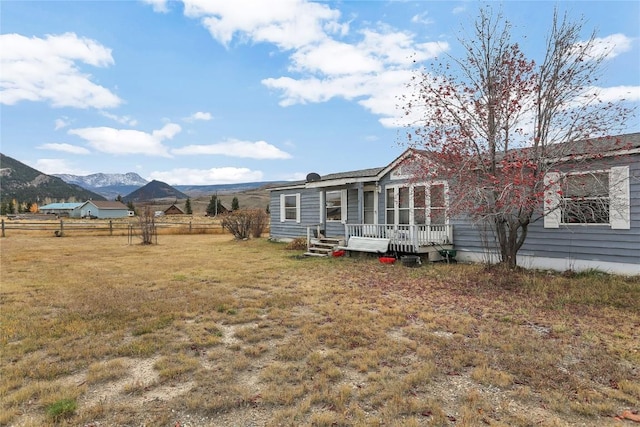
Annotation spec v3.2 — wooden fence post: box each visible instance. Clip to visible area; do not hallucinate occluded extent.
[1,219,4,237]
[189,221,192,234]
[60,220,64,237]
[109,220,113,236]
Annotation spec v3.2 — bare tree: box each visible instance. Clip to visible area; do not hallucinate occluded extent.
[138,206,157,245]
[402,6,632,268]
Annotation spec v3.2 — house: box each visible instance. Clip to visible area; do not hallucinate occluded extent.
[38,202,83,217]
[269,133,639,275]
[269,152,455,261]
[71,200,131,219]
[164,204,185,215]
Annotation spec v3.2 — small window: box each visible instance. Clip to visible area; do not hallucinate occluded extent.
[398,187,410,224]
[386,188,395,224]
[326,191,343,221]
[430,184,446,224]
[280,194,300,222]
[413,186,426,224]
[561,172,609,224]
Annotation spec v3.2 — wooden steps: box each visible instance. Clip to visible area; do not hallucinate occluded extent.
[304,237,343,257]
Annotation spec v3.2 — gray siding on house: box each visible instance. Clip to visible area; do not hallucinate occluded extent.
[268,137,638,272]
[347,189,359,223]
[450,156,640,269]
[520,157,639,266]
[269,187,321,240]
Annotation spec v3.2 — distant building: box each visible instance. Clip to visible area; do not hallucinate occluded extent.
[164,204,185,215]
[72,200,130,219]
[38,203,83,217]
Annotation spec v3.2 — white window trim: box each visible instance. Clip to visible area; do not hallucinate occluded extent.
[325,189,347,223]
[543,172,561,228]
[610,166,630,230]
[385,182,449,225]
[280,193,301,223]
[543,166,630,230]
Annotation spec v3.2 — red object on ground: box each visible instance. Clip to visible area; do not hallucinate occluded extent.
[379,257,396,264]
[332,250,346,257]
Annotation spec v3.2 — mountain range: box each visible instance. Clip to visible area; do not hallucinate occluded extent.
[54,172,284,199]
[53,172,149,188]
[122,180,189,202]
[0,153,106,204]
[53,172,149,200]
[1,154,283,205]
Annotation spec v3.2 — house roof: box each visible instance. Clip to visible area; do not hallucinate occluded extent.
[39,203,83,210]
[164,204,184,213]
[83,200,129,210]
[320,166,386,181]
[504,132,640,162]
[268,132,639,192]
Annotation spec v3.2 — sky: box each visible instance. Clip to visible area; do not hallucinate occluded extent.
[1,1,639,186]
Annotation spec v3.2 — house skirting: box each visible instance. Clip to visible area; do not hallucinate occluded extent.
[455,250,639,276]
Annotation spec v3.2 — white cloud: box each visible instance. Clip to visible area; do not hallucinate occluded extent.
[68,123,180,157]
[0,32,122,109]
[452,6,466,14]
[290,39,382,75]
[278,171,306,181]
[595,85,640,103]
[33,158,89,175]
[182,0,343,49]
[148,167,264,185]
[580,34,634,61]
[54,118,70,130]
[173,139,292,159]
[177,1,449,127]
[184,111,213,122]
[141,0,169,13]
[568,85,640,108]
[411,12,434,26]
[100,111,138,126]
[37,143,90,155]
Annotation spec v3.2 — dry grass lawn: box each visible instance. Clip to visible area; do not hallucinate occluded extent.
[0,233,638,426]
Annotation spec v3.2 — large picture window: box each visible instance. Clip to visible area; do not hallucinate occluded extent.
[544,166,630,230]
[561,172,609,224]
[386,183,448,225]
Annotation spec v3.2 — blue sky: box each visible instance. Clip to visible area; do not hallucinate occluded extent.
[1,1,639,185]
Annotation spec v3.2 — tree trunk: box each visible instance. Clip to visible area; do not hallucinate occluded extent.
[494,217,529,269]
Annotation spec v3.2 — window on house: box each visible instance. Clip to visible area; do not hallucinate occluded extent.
[430,184,446,224]
[280,194,300,222]
[561,172,610,224]
[386,183,448,225]
[398,187,410,224]
[386,188,395,224]
[326,191,343,221]
[413,186,426,224]
[544,166,630,229]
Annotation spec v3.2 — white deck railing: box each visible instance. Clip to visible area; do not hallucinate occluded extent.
[344,224,453,253]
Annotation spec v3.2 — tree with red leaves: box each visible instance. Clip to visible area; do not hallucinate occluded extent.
[402,6,633,268]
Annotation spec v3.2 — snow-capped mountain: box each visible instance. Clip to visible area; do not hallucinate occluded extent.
[54,172,148,188]
[53,172,149,200]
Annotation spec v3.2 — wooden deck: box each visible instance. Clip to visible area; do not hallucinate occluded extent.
[304,224,455,259]
[344,223,453,254]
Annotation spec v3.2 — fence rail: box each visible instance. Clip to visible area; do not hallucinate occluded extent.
[0,218,229,238]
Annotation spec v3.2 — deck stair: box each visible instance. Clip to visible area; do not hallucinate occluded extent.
[304,237,343,257]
